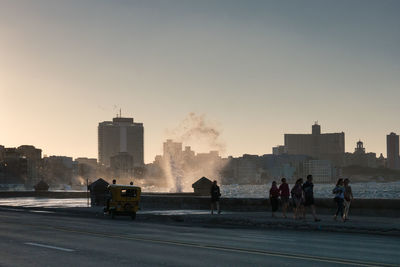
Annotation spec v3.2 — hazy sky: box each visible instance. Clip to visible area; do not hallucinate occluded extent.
[1,0,399,163]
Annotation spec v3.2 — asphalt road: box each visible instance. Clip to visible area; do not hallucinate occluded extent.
[0,209,399,267]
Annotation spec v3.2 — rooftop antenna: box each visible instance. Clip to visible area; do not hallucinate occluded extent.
[119,108,122,118]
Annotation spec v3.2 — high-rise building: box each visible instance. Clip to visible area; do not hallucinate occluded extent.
[387,132,400,169]
[284,123,345,166]
[17,145,42,184]
[98,116,144,167]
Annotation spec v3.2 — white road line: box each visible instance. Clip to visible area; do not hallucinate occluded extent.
[240,235,295,242]
[28,210,55,214]
[0,208,24,212]
[24,242,75,252]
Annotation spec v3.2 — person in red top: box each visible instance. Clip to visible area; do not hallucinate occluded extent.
[269,181,280,218]
[278,178,290,218]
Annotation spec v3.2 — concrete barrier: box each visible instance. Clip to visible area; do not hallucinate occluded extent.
[140,196,400,218]
[0,191,87,198]
[0,191,398,217]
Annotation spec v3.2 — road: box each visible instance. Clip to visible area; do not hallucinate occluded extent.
[0,209,399,267]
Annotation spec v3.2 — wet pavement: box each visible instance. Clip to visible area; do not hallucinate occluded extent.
[0,197,89,208]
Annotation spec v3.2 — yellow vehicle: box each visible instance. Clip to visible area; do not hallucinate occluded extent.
[104,184,141,220]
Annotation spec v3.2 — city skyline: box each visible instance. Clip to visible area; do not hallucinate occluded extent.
[1,1,399,163]
[0,116,396,163]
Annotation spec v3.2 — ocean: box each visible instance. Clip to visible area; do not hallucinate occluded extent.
[220,181,400,199]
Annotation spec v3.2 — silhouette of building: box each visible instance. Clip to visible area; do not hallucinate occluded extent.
[98,116,144,168]
[0,145,5,161]
[75,157,98,181]
[344,140,378,168]
[110,152,134,179]
[0,148,28,185]
[284,123,345,166]
[150,139,225,187]
[17,145,41,160]
[163,139,183,161]
[0,146,42,186]
[75,157,97,167]
[17,145,42,184]
[387,132,400,169]
[272,145,286,155]
[220,154,309,184]
[42,156,74,185]
[192,177,213,195]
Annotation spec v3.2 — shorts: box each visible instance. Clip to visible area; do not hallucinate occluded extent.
[293,196,303,206]
[304,197,314,206]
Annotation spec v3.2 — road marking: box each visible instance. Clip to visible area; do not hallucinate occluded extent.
[25,242,75,252]
[0,207,24,212]
[29,210,55,214]
[53,227,396,267]
[3,214,396,267]
[240,235,295,242]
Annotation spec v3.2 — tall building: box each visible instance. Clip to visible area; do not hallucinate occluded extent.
[17,145,42,184]
[284,123,345,166]
[98,116,144,167]
[387,132,400,169]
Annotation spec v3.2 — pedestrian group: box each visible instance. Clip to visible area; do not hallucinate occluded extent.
[269,175,353,221]
[210,176,354,222]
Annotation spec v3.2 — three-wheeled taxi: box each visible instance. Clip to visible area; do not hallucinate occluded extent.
[104,184,141,220]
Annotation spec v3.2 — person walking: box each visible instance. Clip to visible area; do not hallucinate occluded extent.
[269,181,280,218]
[210,180,221,215]
[291,179,304,220]
[333,178,345,222]
[343,178,353,221]
[278,178,290,218]
[302,175,321,222]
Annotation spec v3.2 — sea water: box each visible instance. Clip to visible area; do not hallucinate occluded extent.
[0,181,398,208]
[220,181,400,199]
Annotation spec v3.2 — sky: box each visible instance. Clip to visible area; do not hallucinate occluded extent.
[1,0,399,163]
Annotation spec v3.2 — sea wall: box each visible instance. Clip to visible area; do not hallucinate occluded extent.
[0,191,88,198]
[139,195,400,217]
[0,191,398,217]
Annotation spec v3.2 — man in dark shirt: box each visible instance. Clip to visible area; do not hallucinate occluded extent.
[210,180,221,215]
[302,175,320,222]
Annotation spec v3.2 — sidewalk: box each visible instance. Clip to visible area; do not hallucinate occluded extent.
[1,205,399,236]
[161,211,400,236]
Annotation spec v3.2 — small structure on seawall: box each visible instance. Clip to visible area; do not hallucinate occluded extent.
[34,180,49,192]
[192,177,213,196]
[89,178,109,206]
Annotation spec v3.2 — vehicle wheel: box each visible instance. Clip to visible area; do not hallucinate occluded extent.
[131,212,136,220]
[124,203,132,211]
